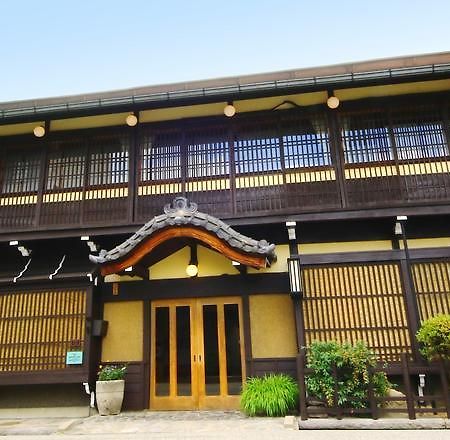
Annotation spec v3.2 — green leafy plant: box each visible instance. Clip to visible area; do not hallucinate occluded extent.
[306,341,391,408]
[416,314,450,361]
[97,364,127,381]
[240,373,299,416]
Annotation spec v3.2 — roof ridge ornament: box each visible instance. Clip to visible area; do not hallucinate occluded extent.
[90,197,276,268]
[164,197,198,217]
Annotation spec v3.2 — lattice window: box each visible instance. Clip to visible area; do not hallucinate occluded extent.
[234,136,281,174]
[140,132,181,183]
[187,131,229,179]
[1,154,41,194]
[341,113,393,163]
[412,260,450,321]
[392,107,448,160]
[88,137,129,186]
[302,263,411,362]
[46,151,86,190]
[283,116,331,168]
[0,288,87,372]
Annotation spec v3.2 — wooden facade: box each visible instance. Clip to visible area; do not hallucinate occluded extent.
[0,53,450,414]
[1,95,450,235]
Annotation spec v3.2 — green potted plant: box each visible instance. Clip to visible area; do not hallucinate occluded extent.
[96,364,127,416]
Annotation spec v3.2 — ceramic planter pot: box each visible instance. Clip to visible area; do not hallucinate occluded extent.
[96,379,125,415]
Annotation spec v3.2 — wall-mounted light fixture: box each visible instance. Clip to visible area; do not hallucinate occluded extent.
[394,215,408,236]
[126,113,138,127]
[286,221,297,241]
[287,257,303,299]
[326,91,340,109]
[186,244,198,277]
[223,102,236,117]
[33,125,46,137]
[286,221,302,299]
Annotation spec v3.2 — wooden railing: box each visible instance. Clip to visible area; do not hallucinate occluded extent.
[1,97,449,234]
[296,351,450,420]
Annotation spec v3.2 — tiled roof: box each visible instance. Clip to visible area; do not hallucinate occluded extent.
[89,197,276,265]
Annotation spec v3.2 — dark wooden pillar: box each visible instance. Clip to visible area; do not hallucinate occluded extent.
[397,219,422,361]
[286,222,306,351]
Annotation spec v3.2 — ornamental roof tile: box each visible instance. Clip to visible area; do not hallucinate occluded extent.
[89,197,276,265]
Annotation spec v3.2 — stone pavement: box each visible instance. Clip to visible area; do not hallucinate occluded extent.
[0,411,449,440]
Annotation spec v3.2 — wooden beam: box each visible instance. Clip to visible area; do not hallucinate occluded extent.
[100,226,268,275]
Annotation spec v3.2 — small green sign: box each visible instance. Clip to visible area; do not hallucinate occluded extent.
[66,351,83,365]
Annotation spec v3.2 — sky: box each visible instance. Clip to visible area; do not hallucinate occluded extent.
[0,0,449,103]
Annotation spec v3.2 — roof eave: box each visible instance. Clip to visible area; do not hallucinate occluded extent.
[2,52,450,124]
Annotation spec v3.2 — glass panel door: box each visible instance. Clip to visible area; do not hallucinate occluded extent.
[150,297,245,410]
[150,300,197,410]
[197,297,245,409]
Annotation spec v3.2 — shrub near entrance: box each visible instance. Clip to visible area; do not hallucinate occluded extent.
[306,341,391,408]
[240,373,299,416]
[416,314,450,361]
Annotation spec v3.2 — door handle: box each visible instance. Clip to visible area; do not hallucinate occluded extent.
[199,354,202,363]
[193,354,196,362]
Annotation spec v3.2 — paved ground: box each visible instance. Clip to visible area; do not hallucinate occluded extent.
[0,411,449,439]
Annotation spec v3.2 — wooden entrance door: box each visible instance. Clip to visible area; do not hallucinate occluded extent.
[150,297,245,410]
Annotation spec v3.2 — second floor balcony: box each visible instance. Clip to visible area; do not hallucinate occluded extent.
[1,93,449,237]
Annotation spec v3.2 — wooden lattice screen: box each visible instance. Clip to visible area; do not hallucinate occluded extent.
[0,288,86,372]
[340,103,450,206]
[302,262,412,362]
[411,260,450,321]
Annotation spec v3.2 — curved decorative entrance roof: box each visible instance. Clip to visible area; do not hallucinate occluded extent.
[90,197,276,275]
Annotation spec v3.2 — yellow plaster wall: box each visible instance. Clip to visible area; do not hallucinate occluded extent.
[401,237,450,249]
[248,245,289,274]
[140,102,226,123]
[139,92,327,123]
[150,246,191,280]
[101,301,143,362]
[299,241,393,254]
[2,79,450,137]
[50,112,131,131]
[249,294,297,358]
[0,121,45,136]
[150,245,237,279]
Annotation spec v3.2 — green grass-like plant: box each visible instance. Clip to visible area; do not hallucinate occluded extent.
[306,341,391,408]
[416,314,450,361]
[240,373,299,416]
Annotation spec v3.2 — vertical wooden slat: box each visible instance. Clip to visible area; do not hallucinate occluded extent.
[169,305,177,398]
[0,288,87,372]
[303,261,412,362]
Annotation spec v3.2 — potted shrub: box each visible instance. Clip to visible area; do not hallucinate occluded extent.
[96,364,127,416]
[240,373,299,416]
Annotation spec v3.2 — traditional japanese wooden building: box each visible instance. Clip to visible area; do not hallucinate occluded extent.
[1,52,450,415]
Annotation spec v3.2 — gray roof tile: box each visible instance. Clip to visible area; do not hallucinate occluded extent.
[89,197,276,265]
